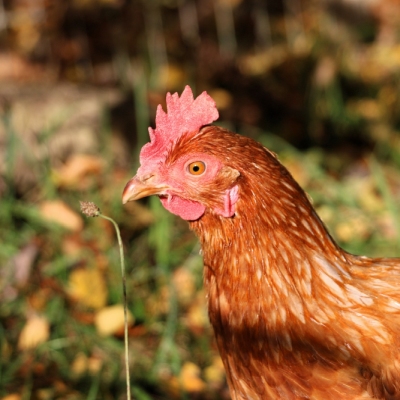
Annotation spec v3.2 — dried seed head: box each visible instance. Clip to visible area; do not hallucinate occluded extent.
[80,201,100,217]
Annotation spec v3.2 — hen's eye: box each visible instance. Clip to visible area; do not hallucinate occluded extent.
[188,161,206,175]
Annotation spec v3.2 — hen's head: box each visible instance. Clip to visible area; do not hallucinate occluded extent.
[122,86,241,221]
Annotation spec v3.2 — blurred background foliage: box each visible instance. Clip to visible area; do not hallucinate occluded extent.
[0,0,400,399]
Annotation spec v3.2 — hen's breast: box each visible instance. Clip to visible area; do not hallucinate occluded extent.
[205,262,375,400]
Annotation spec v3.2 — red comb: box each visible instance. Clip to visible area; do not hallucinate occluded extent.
[139,85,219,171]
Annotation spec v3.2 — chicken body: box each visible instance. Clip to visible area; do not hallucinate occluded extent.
[188,128,400,400]
[123,89,400,399]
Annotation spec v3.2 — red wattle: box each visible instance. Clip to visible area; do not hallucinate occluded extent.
[160,195,206,221]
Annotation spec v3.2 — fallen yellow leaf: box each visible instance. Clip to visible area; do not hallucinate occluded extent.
[68,268,107,309]
[18,315,50,350]
[53,154,103,188]
[39,200,83,232]
[179,362,205,392]
[71,352,89,375]
[94,304,134,336]
[204,356,226,386]
[88,356,103,374]
[71,351,103,375]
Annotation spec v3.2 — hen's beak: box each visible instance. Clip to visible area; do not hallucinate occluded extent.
[122,176,169,204]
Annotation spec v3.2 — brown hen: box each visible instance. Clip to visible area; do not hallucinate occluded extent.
[123,86,400,400]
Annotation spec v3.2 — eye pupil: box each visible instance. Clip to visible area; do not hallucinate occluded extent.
[188,161,206,175]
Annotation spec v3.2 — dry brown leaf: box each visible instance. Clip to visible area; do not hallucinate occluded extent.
[0,53,43,82]
[53,154,103,188]
[61,234,86,257]
[12,242,38,287]
[68,268,107,309]
[18,315,50,350]
[179,362,205,392]
[163,376,181,398]
[28,288,52,311]
[94,304,134,336]
[313,57,336,88]
[39,200,83,232]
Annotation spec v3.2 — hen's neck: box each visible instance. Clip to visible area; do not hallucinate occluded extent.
[189,160,352,330]
[191,159,348,278]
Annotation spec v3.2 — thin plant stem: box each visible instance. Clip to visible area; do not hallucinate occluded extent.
[98,213,131,400]
[79,201,132,400]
